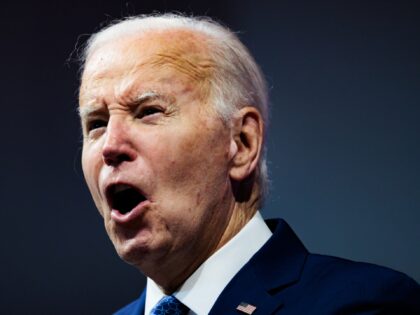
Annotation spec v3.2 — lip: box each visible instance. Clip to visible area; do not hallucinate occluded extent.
[110,198,150,224]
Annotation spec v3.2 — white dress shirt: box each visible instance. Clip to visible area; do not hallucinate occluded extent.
[145,211,272,315]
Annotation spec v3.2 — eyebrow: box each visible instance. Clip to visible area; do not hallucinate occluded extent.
[135,91,160,102]
[78,102,103,120]
[78,91,162,120]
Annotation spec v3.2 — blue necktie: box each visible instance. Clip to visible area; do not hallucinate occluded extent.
[150,295,189,315]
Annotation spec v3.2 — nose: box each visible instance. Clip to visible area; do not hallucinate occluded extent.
[102,117,137,167]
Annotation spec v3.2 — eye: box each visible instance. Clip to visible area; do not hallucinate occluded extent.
[86,119,107,132]
[136,106,163,119]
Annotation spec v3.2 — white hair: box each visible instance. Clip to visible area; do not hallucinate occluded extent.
[80,13,270,202]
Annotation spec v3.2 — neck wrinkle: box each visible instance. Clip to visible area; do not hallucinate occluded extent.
[216,190,259,255]
[141,182,260,294]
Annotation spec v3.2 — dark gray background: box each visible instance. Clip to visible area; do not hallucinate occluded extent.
[1,0,419,313]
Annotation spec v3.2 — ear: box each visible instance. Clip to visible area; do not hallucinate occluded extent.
[229,107,264,181]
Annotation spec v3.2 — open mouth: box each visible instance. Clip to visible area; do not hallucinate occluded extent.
[106,184,146,215]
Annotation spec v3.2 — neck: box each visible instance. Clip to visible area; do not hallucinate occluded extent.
[142,186,260,294]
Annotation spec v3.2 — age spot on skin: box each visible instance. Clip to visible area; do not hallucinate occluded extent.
[196,192,202,207]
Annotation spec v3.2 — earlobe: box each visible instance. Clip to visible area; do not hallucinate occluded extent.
[229,107,263,181]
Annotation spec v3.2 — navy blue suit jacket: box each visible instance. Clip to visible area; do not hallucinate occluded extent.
[114,219,420,314]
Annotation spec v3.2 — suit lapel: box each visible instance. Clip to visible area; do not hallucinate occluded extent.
[209,219,308,314]
[134,290,146,315]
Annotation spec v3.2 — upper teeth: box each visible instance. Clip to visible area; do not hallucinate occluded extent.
[114,184,132,193]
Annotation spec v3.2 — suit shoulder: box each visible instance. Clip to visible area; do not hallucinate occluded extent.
[305,253,419,289]
[298,253,420,313]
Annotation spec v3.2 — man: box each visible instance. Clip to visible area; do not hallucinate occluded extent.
[78,14,420,314]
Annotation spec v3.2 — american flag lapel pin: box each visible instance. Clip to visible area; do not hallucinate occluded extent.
[236,302,257,314]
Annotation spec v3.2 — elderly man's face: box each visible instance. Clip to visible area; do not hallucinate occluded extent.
[79,30,236,271]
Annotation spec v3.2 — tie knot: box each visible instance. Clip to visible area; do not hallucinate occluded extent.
[150,295,189,315]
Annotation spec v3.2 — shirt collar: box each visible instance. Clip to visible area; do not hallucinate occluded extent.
[145,211,272,314]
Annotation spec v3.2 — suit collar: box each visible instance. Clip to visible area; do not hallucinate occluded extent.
[254,219,308,291]
[209,219,308,314]
[132,219,308,315]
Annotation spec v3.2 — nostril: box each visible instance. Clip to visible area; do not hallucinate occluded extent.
[103,151,133,166]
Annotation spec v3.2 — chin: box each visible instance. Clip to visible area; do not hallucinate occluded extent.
[116,243,150,266]
[113,232,158,265]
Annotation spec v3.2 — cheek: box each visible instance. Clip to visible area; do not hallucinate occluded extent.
[81,146,95,187]
[151,125,230,197]
[81,144,104,214]
[155,136,206,181]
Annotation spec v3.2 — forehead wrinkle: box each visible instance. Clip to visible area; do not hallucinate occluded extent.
[149,52,215,82]
[113,73,138,102]
[81,30,217,107]
[111,56,214,104]
[79,71,114,107]
[147,52,215,102]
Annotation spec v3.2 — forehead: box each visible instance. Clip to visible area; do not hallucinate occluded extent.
[79,29,216,104]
